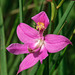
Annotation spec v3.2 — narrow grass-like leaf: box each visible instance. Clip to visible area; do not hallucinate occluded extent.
[0,0,6,12]
[5,17,11,32]
[5,0,18,32]
[53,1,75,34]
[66,23,75,38]
[48,2,51,34]
[36,63,45,75]
[8,54,15,70]
[0,6,7,75]
[43,56,49,75]
[58,57,66,75]
[8,33,18,70]
[19,0,23,23]
[56,0,64,9]
[29,62,39,75]
[39,0,44,12]
[6,0,32,47]
[34,0,39,11]
[6,16,18,47]
[8,55,21,75]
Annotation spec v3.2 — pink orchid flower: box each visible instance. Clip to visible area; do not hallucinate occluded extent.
[6,11,72,74]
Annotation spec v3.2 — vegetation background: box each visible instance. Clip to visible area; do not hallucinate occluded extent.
[0,0,75,75]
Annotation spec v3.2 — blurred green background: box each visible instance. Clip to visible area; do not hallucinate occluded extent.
[0,0,75,75]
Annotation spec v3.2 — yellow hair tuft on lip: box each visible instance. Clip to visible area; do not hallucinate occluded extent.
[36,22,45,30]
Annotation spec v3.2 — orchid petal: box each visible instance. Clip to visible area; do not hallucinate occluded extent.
[17,52,39,74]
[17,23,39,43]
[39,45,48,64]
[31,11,50,28]
[45,34,72,53]
[6,43,29,55]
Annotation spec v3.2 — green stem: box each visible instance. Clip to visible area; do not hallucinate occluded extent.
[0,6,7,75]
